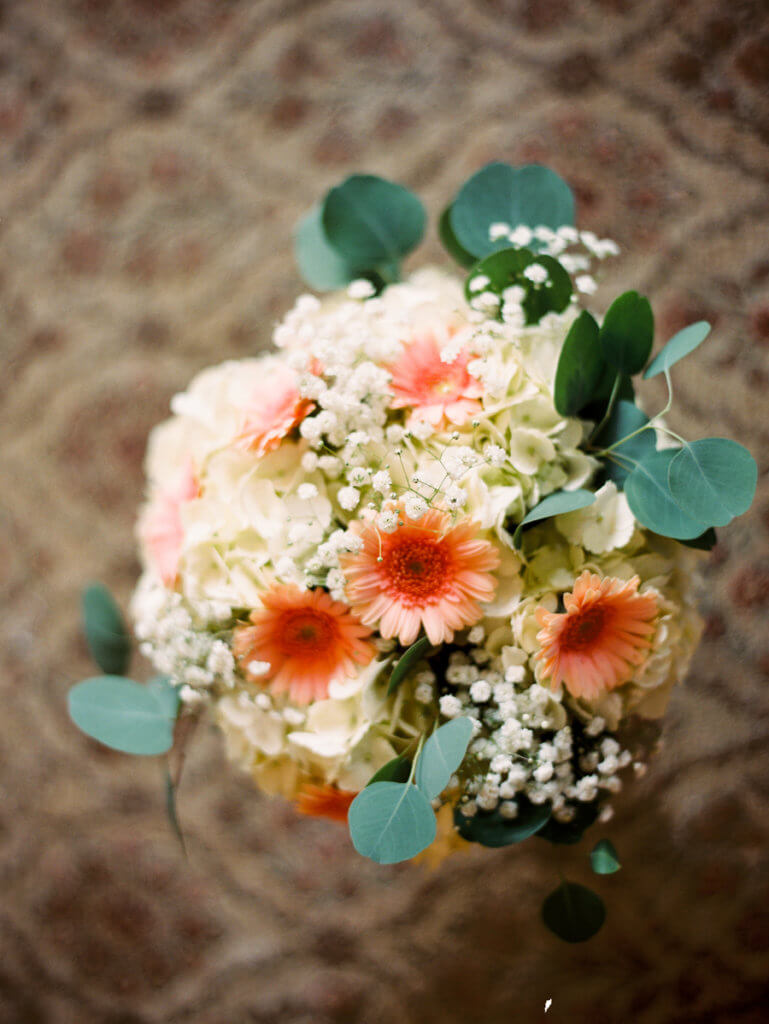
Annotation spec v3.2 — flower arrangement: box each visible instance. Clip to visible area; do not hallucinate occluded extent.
[69,164,757,942]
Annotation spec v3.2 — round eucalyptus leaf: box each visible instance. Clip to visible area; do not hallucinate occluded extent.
[414,718,474,800]
[624,450,710,540]
[599,291,654,375]
[348,782,436,864]
[454,798,551,847]
[450,163,575,259]
[322,174,426,267]
[464,247,572,325]
[536,801,600,845]
[594,399,657,488]
[680,526,718,551]
[643,320,711,379]
[542,881,606,943]
[668,439,757,527]
[513,489,595,547]
[365,756,411,787]
[68,676,176,756]
[294,205,362,291]
[554,310,604,416]
[82,583,131,676]
[438,205,476,268]
[590,838,621,875]
[147,675,180,722]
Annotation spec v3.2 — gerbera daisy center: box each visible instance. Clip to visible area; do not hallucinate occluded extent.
[280,610,336,654]
[559,605,607,648]
[383,538,451,601]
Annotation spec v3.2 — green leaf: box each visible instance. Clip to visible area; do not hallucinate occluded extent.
[450,163,575,259]
[438,205,476,268]
[668,439,757,528]
[68,676,176,756]
[366,755,411,786]
[294,205,363,291]
[536,801,600,845]
[147,675,180,722]
[542,881,606,943]
[387,635,433,696]
[82,583,131,676]
[590,838,621,874]
[513,489,596,547]
[348,782,436,864]
[594,400,657,488]
[165,768,187,857]
[454,797,551,847]
[680,526,718,551]
[465,247,572,325]
[599,291,654,375]
[554,311,605,416]
[322,174,426,268]
[643,321,711,379]
[414,718,474,800]
[625,450,710,540]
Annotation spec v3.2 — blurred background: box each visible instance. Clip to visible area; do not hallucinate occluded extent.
[2,0,769,1021]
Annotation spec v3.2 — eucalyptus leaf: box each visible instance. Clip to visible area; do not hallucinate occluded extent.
[554,311,604,416]
[387,635,433,696]
[536,801,599,845]
[680,527,718,551]
[322,174,426,267]
[414,718,474,800]
[454,797,551,847]
[513,489,595,547]
[624,450,710,540]
[68,676,176,756]
[542,881,606,943]
[594,400,656,488]
[366,756,411,786]
[438,205,477,268]
[165,768,187,856]
[643,320,711,379]
[148,675,180,722]
[668,439,757,528]
[450,163,574,259]
[348,782,436,864]
[590,838,621,874]
[599,291,654,375]
[465,247,572,325]
[82,583,131,676]
[294,205,363,291]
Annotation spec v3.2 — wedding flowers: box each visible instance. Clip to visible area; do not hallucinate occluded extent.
[387,332,484,427]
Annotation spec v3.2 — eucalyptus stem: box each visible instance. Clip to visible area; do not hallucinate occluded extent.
[589,373,621,443]
[408,733,426,785]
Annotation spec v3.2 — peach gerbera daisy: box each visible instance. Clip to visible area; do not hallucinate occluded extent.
[232,584,376,704]
[535,571,659,700]
[340,505,500,646]
[295,784,357,823]
[387,332,483,428]
[140,459,200,587]
[235,363,314,457]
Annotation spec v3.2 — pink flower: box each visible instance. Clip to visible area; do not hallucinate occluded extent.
[140,460,200,587]
[235,363,314,457]
[386,332,483,428]
[535,571,659,700]
[340,504,500,646]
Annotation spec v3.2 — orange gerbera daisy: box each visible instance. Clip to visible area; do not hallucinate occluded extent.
[295,784,358,823]
[232,584,376,704]
[535,571,659,700]
[140,459,200,587]
[387,332,483,428]
[340,505,500,646]
[235,363,314,457]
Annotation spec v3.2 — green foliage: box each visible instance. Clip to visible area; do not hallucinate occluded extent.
[366,756,411,786]
[68,676,177,756]
[414,718,474,800]
[466,247,572,325]
[348,781,436,864]
[536,801,599,845]
[438,205,476,268]
[590,838,621,875]
[294,205,365,290]
[554,311,605,416]
[513,489,596,547]
[542,881,606,942]
[450,163,575,259]
[147,675,180,720]
[454,798,551,847]
[82,583,131,676]
[165,768,187,856]
[624,450,710,540]
[594,399,656,488]
[680,527,718,551]
[387,635,433,695]
[599,291,654,375]
[668,439,757,528]
[644,321,711,379]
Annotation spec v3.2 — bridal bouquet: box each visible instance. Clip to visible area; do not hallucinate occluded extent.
[69,164,756,942]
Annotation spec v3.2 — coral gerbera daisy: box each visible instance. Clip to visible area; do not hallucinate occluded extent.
[340,505,500,646]
[295,784,357,823]
[235,363,314,457]
[535,571,659,700]
[387,332,483,428]
[233,584,376,704]
[140,459,200,587]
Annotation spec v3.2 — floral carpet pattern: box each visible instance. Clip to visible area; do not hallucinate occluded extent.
[1,0,769,1021]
